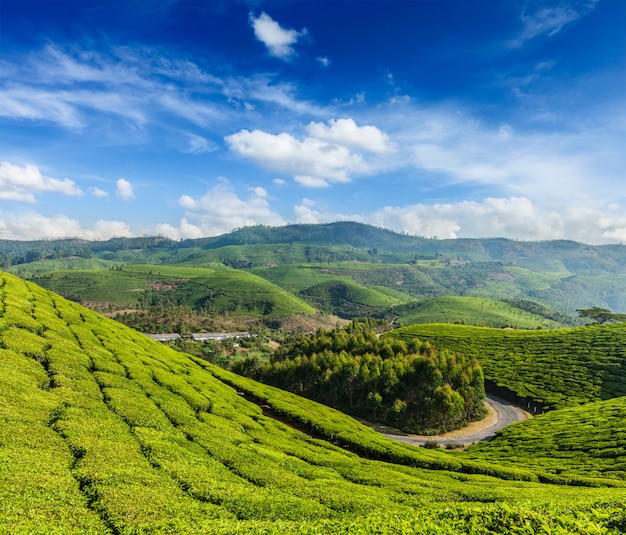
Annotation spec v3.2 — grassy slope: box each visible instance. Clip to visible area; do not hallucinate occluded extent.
[393,296,565,328]
[2,272,626,533]
[467,396,626,482]
[299,279,412,318]
[32,265,315,317]
[8,257,118,277]
[388,323,626,409]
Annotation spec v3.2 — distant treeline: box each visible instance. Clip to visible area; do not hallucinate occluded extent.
[236,320,486,435]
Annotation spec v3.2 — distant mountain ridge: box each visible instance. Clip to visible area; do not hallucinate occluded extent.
[2,221,626,267]
[5,222,626,321]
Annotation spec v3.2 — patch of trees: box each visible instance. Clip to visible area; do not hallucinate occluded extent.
[236,320,486,435]
[577,307,626,324]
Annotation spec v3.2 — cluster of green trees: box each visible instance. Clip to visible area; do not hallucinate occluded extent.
[237,320,486,434]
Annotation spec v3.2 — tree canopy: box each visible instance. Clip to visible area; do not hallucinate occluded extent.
[576,307,626,325]
[235,320,486,435]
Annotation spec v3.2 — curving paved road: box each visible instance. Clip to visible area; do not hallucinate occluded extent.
[381,394,527,447]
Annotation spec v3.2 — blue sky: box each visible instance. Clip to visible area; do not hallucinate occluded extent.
[0,0,624,243]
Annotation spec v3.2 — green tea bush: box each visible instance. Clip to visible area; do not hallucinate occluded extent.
[389,323,626,409]
[1,271,625,534]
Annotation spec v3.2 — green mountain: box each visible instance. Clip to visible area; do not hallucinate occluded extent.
[3,270,626,533]
[6,222,626,327]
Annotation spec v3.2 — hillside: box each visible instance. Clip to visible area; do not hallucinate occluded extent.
[388,323,626,410]
[31,264,315,318]
[4,222,626,322]
[392,296,566,328]
[467,396,626,482]
[2,271,626,532]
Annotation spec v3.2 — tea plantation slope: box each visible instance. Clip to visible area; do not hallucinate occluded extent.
[392,296,567,328]
[387,323,626,409]
[467,395,626,482]
[0,273,625,534]
[33,264,315,317]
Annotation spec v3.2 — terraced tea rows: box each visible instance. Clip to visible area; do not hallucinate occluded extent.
[1,271,626,533]
[467,396,626,482]
[388,323,626,409]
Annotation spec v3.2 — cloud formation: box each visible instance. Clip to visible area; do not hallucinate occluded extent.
[0,44,223,136]
[293,196,626,244]
[116,179,135,200]
[225,118,393,187]
[509,0,599,47]
[249,12,307,59]
[156,181,285,239]
[0,212,131,240]
[0,162,82,202]
[307,118,394,154]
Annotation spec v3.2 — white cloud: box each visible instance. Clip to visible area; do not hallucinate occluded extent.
[0,162,82,202]
[225,118,393,187]
[306,118,395,154]
[0,45,222,134]
[273,178,287,186]
[291,196,626,244]
[249,12,307,60]
[249,186,268,198]
[390,102,614,205]
[90,187,109,198]
[316,57,331,67]
[186,134,216,154]
[116,178,135,200]
[509,1,599,47]
[159,181,286,238]
[294,175,331,188]
[154,219,204,241]
[226,129,359,184]
[0,212,131,240]
[293,202,358,226]
[0,43,331,145]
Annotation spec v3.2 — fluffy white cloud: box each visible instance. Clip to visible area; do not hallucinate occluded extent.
[158,182,286,239]
[0,212,131,240]
[292,196,626,244]
[116,178,135,200]
[367,197,626,244]
[306,118,394,154]
[225,118,393,187]
[0,162,82,202]
[90,187,109,198]
[249,12,307,59]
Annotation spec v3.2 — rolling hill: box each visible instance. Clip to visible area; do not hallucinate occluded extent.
[4,222,626,324]
[391,295,567,328]
[467,395,626,482]
[388,323,626,410]
[2,270,626,533]
[31,264,315,318]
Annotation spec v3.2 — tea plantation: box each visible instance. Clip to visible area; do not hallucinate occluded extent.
[388,323,626,409]
[1,270,626,533]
